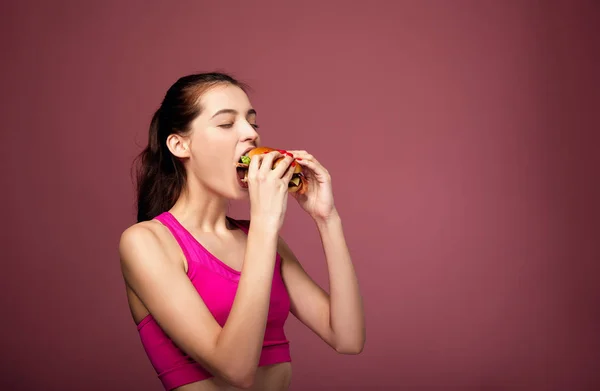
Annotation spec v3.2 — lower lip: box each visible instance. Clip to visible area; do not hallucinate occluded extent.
[237,178,248,189]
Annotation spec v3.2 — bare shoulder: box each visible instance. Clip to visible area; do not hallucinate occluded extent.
[118,219,177,270]
[119,220,163,253]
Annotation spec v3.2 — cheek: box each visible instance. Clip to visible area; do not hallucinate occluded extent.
[192,151,227,173]
[189,135,228,164]
[187,132,237,183]
[189,146,234,182]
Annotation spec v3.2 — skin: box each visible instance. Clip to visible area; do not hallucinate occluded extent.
[119,84,365,390]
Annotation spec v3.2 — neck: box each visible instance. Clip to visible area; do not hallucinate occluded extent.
[169,180,231,233]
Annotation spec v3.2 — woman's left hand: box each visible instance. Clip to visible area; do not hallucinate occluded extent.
[286,150,337,222]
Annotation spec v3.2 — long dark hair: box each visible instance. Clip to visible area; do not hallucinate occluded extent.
[134,72,248,222]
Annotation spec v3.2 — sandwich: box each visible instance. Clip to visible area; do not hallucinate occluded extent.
[236,146,308,194]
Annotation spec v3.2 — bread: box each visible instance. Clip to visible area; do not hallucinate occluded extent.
[237,147,307,194]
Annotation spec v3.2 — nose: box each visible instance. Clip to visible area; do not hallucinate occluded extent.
[240,121,259,142]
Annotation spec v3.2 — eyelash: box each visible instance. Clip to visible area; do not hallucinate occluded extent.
[219,123,260,129]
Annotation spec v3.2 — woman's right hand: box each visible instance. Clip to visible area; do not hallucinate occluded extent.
[247,150,296,231]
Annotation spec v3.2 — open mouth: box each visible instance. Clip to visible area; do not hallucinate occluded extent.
[235,147,254,189]
[236,167,248,188]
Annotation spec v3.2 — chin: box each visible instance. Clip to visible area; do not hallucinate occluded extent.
[229,184,250,200]
[230,191,249,201]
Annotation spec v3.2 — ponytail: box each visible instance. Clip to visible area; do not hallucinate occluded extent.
[134,109,186,222]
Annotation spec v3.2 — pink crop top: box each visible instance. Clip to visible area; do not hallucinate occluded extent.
[136,212,292,390]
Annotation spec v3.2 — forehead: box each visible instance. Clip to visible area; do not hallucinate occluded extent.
[199,84,252,115]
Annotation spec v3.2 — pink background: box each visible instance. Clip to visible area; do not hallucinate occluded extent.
[2,1,599,390]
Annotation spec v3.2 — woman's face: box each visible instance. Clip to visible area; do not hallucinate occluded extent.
[172,84,260,200]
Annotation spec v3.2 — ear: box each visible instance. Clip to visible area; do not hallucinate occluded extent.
[166,133,190,158]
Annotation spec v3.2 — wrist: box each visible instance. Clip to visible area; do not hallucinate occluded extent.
[313,208,341,229]
[248,216,281,236]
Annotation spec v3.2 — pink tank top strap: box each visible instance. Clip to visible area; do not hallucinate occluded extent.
[154,211,196,269]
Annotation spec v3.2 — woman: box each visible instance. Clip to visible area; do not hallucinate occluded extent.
[119,72,365,391]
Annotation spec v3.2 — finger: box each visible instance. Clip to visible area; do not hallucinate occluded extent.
[271,154,294,178]
[285,150,310,158]
[282,159,297,183]
[259,151,282,175]
[282,150,330,179]
[247,151,263,180]
[294,158,317,173]
[285,150,320,165]
[295,158,330,180]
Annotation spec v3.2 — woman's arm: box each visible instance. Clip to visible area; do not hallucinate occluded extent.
[280,211,365,354]
[119,220,279,388]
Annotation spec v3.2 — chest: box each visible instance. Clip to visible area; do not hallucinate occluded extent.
[191,229,247,272]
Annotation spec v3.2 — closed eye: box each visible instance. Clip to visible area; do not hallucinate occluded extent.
[218,123,259,130]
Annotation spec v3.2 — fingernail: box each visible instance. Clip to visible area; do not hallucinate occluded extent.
[291,161,297,167]
[278,149,286,153]
[296,157,302,160]
[286,152,294,157]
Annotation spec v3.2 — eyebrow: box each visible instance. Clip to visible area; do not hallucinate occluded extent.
[211,108,257,119]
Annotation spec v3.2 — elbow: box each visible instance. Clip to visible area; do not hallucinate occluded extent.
[331,328,366,355]
[334,334,366,355]
[223,367,256,389]
[234,374,255,390]
[229,374,255,389]
[332,328,366,355]
[192,342,257,388]
[335,343,364,355]
[191,353,256,388]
